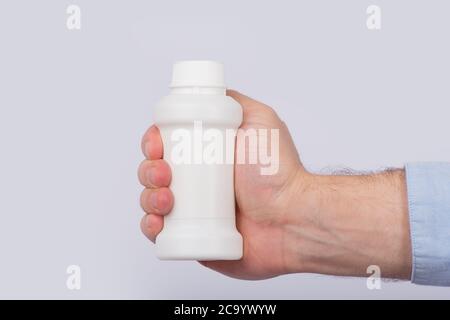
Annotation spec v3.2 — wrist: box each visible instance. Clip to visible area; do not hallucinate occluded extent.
[281,169,412,279]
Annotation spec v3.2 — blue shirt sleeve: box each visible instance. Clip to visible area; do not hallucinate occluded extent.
[405,162,450,286]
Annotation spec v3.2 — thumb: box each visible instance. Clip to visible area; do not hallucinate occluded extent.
[226,89,281,126]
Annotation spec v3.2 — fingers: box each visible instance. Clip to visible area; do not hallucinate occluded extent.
[141,125,163,160]
[140,187,174,215]
[138,158,173,213]
[140,214,163,243]
[138,159,172,188]
[140,125,172,243]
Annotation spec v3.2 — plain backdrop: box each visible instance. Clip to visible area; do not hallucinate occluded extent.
[0,0,449,299]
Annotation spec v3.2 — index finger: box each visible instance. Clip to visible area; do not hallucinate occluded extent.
[141,125,163,160]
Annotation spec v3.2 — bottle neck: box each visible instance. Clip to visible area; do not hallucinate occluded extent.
[170,86,226,95]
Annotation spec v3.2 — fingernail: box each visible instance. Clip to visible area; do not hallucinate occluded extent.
[145,214,152,228]
[144,142,150,158]
[150,192,159,209]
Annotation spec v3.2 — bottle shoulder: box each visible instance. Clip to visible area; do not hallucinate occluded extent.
[155,94,240,109]
[153,94,242,127]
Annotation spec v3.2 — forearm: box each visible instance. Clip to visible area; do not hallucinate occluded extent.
[283,169,412,279]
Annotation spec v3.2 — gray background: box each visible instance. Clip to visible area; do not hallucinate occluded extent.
[0,0,449,299]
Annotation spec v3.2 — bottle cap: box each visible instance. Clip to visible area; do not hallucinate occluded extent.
[170,61,225,88]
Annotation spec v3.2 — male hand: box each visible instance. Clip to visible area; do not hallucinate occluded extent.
[138,90,412,280]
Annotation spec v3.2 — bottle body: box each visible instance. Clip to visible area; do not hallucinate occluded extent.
[153,92,243,260]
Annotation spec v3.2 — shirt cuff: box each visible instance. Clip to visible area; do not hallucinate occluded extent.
[405,162,450,286]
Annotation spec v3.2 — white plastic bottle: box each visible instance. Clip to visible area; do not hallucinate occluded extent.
[153,61,243,260]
